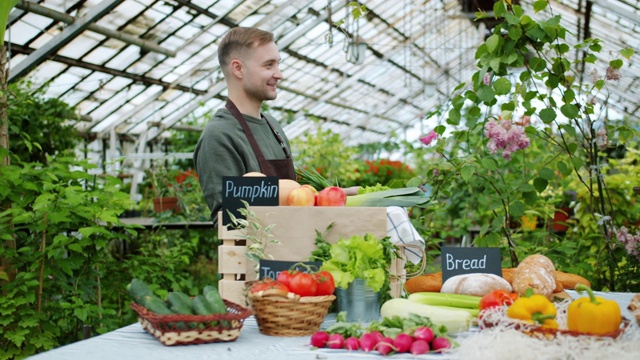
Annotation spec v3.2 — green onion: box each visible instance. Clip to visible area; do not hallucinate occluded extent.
[295,166,334,190]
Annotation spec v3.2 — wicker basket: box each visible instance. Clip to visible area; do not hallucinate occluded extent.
[248,289,335,336]
[131,299,252,346]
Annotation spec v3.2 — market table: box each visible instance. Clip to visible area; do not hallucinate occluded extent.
[28,291,640,360]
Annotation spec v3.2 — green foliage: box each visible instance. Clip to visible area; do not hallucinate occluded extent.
[0,152,136,357]
[7,81,80,165]
[0,151,219,358]
[0,88,217,358]
[290,126,361,186]
[406,0,639,290]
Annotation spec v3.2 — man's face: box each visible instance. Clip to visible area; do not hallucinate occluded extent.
[240,41,283,103]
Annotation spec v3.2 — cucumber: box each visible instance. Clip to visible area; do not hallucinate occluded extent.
[142,295,174,315]
[167,291,194,315]
[192,295,216,315]
[203,286,227,314]
[203,285,229,327]
[126,278,154,305]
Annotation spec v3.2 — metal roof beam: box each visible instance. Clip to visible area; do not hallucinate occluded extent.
[589,0,640,25]
[277,83,402,126]
[8,43,206,97]
[15,1,176,58]
[9,0,125,82]
[95,2,247,138]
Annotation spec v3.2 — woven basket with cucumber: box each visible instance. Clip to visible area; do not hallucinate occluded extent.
[127,278,252,346]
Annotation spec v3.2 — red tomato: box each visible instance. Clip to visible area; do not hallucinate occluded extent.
[249,278,289,293]
[313,271,336,296]
[288,272,318,297]
[276,269,299,288]
[479,289,519,311]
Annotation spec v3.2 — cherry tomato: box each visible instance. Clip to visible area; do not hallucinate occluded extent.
[314,271,336,296]
[479,289,519,311]
[249,278,290,293]
[288,272,318,297]
[276,269,299,288]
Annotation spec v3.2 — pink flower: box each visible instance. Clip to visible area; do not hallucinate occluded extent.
[606,66,620,81]
[484,117,530,160]
[484,72,491,85]
[596,128,608,150]
[616,226,640,260]
[419,130,438,146]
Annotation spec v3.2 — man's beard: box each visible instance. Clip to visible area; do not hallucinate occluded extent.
[246,84,277,102]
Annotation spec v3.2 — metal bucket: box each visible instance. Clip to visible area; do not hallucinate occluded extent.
[336,278,380,323]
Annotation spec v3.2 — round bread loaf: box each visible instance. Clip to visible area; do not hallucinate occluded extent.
[511,254,556,298]
[440,273,512,297]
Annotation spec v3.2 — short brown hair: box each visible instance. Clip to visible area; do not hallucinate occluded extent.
[218,27,275,70]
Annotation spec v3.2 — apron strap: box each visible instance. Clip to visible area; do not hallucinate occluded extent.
[225,100,295,179]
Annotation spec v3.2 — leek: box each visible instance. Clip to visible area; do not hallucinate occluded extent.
[346,187,430,207]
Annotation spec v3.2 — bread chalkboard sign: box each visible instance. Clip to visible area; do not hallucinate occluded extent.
[258,260,322,280]
[221,176,279,225]
[440,247,502,283]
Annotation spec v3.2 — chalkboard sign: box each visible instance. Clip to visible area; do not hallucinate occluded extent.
[441,247,502,283]
[258,260,322,280]
[221,176,279,225]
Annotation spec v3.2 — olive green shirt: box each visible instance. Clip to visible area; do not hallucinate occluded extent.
[193,108,293,225]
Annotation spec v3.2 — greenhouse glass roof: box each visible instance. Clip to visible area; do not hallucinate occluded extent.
[5,0,640,165]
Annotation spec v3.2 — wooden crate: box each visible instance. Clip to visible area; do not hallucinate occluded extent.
[217,206,410,305]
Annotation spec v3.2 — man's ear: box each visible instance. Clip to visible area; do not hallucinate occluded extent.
[230,59,244,79]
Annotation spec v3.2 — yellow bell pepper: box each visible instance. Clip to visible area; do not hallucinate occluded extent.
[567,284,622,335]
[506,289,558,329]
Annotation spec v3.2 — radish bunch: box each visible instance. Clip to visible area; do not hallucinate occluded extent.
[310,326,452,356]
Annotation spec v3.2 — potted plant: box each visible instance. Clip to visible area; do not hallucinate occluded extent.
[147,165,183,214]
[313,233,398,322]
[550,190,577,233]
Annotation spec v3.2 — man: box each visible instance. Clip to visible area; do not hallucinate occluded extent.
[194,27,295,226]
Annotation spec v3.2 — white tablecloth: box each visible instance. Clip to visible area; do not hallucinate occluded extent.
[28,292,639,360]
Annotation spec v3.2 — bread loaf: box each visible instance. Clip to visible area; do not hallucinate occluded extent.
[501,268,516,284]
[555,270,590,289]
[511,254,556,298]
[406,267,589,294]
[440,273,512,297]
[405,272,442,293]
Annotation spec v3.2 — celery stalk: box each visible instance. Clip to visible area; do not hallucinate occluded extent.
[407,292,482,309]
